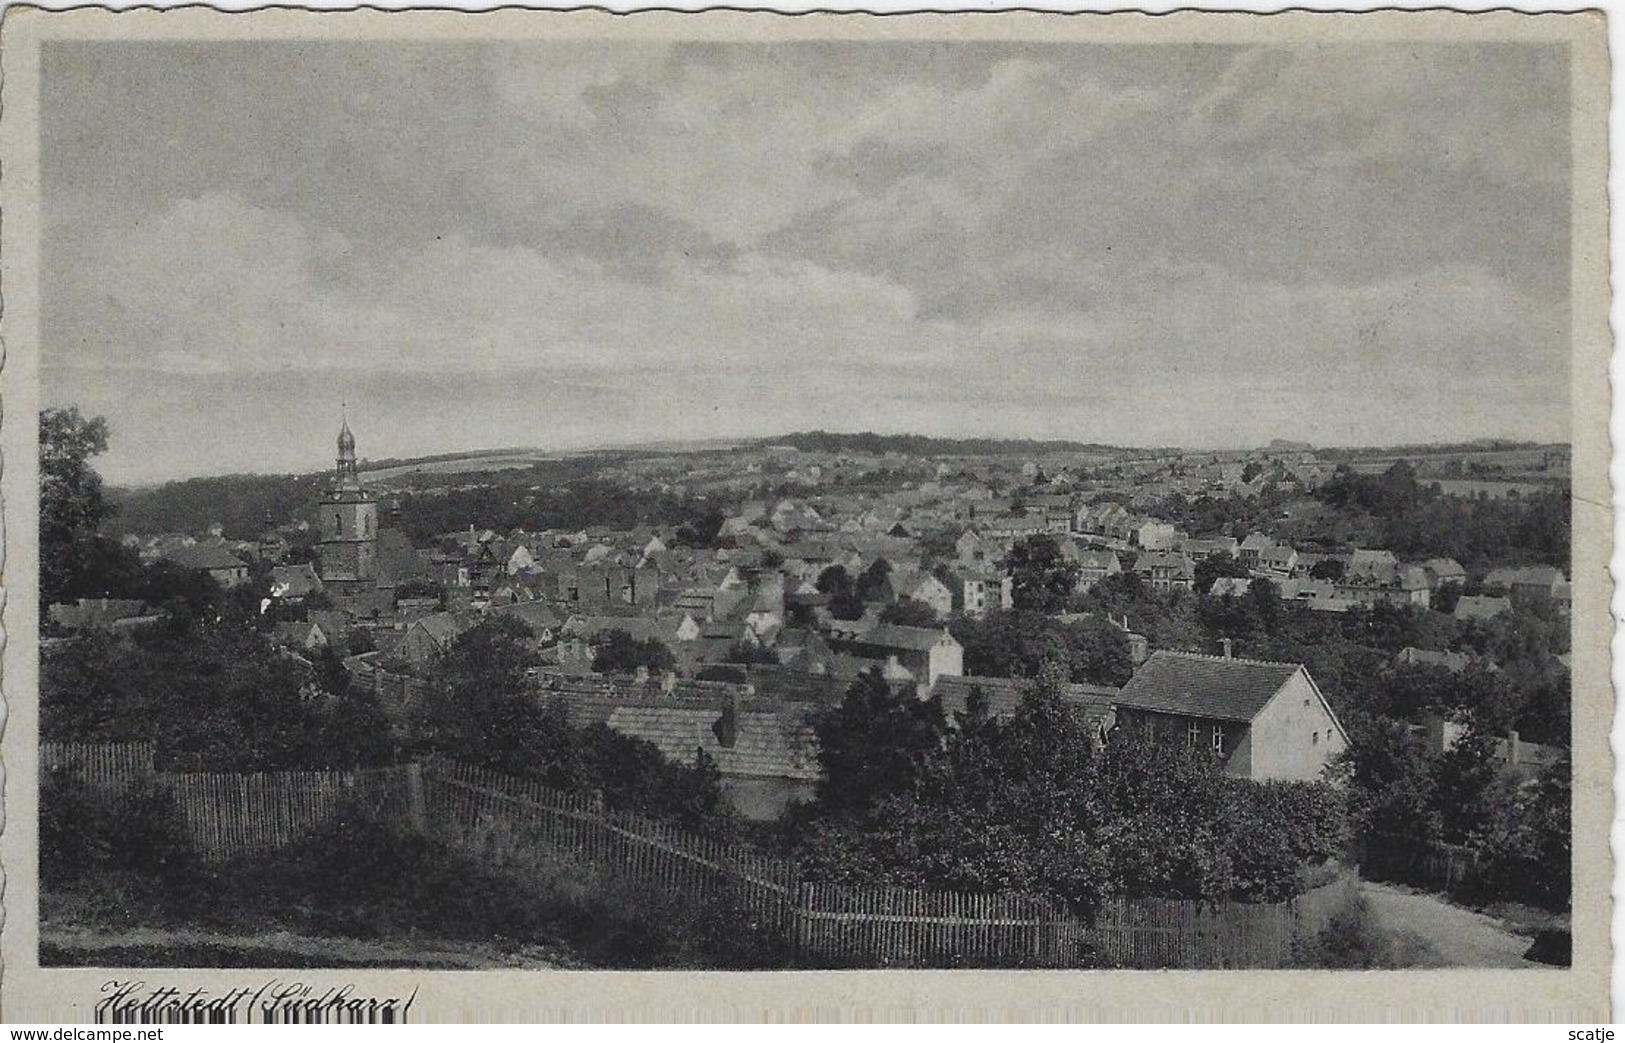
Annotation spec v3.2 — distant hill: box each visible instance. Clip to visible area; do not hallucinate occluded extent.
[107,472,326,541]
[1318,439,1556,461]
[105,453,641,540]
[755,431,1137,458]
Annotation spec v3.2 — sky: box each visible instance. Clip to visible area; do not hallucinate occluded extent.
[40,39,1572,485]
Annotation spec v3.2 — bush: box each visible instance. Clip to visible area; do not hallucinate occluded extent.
[40,773,192,889]
[1291,890,1438,969]
[40,771,105,887]
[1292,891,1389,967]
[162,802,788,968]
[565,878,790,969]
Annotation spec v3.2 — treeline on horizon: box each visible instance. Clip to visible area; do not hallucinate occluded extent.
[102,429,1570,546]
[759,431,1563,460]
[105,457,666,542]
[753,431,1147,457]
[1315,439,1559,460]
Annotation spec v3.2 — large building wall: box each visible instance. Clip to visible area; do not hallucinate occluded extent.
[320,495,379,583]
[1113,709,1248,776]
[1245,671,1347,782]
[321,496,377,543]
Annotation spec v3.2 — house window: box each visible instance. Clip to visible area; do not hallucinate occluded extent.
[1187,720,1199,748]
[1211,725,1225,756]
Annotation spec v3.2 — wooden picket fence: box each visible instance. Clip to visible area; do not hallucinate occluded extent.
[42,741,155,794]
[1087,895,1291,968]
[43,741,422,860]
[161,764,423,859]
[792,880,1087,968]
[420,760,796,929]
[42,742,1349,968]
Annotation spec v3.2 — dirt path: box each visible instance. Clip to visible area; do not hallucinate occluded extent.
[1359,881,1535,968]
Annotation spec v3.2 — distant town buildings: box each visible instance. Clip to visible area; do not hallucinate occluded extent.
[76,429,1569,820]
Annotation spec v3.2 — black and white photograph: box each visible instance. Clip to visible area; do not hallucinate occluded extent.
[1,7,1611,1022]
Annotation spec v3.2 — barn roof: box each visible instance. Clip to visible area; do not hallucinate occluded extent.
[605,706,820,780]
[930,675,1118,728]
[1113,651,1303,723]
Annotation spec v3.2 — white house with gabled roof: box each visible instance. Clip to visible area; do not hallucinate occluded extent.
[1112,650,1349,782]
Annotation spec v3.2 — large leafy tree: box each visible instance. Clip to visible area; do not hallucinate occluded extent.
[855,558,894,604]
[950,609,1132,687]
[40,408,117,606]
[590,628,676,675]
[421,616,726,824]
[816,565,865,620]
[810,669,946,814]
[796,668,1345,909]
[422,615,564,776]
[42,626,393,771]
[1006,535,1081,613]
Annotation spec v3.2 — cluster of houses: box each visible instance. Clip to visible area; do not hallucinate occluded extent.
[48,424,1568,821]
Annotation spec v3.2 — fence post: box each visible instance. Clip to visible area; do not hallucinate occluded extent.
[404,762,426,834]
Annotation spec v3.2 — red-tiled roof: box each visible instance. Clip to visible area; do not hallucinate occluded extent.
[1113,651,1302,723]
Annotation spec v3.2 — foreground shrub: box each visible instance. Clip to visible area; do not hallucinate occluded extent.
[1291,890,1437,969]
[40,771,191,889]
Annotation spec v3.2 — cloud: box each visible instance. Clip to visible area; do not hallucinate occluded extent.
[39,40,1573,481]
[50,192,942,379]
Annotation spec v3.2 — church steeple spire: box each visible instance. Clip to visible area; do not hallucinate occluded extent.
[335,406,361,491]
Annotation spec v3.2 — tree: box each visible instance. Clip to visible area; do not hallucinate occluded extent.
[1309,558,1347,581]
[816,565,864,620]
[40,408,116,606]
[812,670,946,814]
[1430,727,1501,845]
[795,666,1344,909]
[675,504,727,548]
[42,625,392,771]
[1244,577,1284,636]
[1194,552,1250,596]
[1339,717,1440,848]
[855,558,894,604]
[422,616,563,776]
[950,610,1131,687]
[1007,535,1080,613]
[591,629,677,675]
[879,597,940,628]
[576,724,726,827]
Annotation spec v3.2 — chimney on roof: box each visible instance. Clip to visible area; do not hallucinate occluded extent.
[1220,637,1234,659]
[713,687,740,749]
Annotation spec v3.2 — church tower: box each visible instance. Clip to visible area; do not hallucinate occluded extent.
[317,414,378,593]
